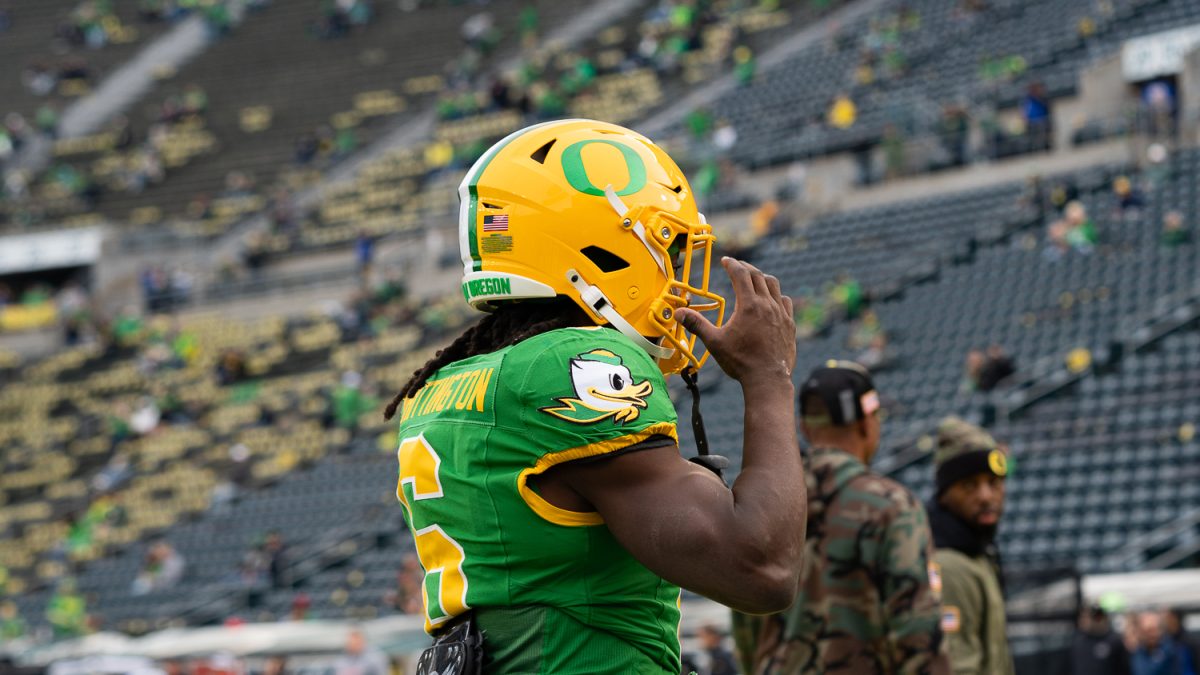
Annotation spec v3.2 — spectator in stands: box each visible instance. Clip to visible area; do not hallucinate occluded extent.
[132,541,186,595]
[129,395,162,436]
[0,601,26,642]
[1141,79,1176,139]
[63,510,97,559]
[0,129,13,165]
[1112,176,1144,217]
[929,418,1014,675]
[288,593,311,622]
[978,345,1016,392]
[1164,609,1199,675]
[1047,200,1096,259]
[46,578,87,639]
[940,104,971,167]
[698,624,737,675]
[240,234,269,276]
[517,4,538,46]
[265,530,288,589]
[829,273,864,320]
[35,104,59,138]
[216,349,247,385]
[1161,211,1191,249]
[1072,604,1131,675]
[203,1,236,37]
[22,62,56,97]
[1132,611,1188,675]
[395,553,423,615]
[262,655,288,675]
[848,309,891,371]
[236,539,268,588]
[211,443,251,516]
[92,452,133,493]
[793,292,828,340]
[182,84,209,118]
[329,371,376,432]
[828,92,857,130]
[333,628,388,675]
[3,113,30,154]
[223,170,255,198]
[882,124,906,180]
[1021,81,1051,152]
[354,230,376,280]
[733,45,756,86]
[294,132,318,165]
[960,350,987,394]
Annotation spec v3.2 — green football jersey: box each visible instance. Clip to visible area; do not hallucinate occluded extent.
[395,326,683,674]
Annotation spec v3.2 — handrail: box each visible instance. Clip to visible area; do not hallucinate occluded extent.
[994,279,1200,420]
[1104,508,1200,572]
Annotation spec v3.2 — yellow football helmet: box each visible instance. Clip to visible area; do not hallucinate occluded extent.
[458,119,725,375]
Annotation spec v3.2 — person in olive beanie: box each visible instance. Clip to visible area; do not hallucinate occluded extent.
[928,417,1015,675]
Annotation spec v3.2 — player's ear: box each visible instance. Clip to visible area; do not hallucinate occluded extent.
[854,417,870,439]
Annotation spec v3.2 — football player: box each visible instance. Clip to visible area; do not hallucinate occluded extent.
[386,119,805,674]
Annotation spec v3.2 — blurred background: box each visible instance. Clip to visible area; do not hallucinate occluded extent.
[1,0,1200,672]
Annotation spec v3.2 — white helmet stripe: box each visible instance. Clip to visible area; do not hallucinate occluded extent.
[458,119,590,276]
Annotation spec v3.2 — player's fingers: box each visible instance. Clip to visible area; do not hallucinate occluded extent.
[722,257,754,300]
[764,274,783,303]
[675,308,720,346]
[741,261,769,296]
[782,294,794,317]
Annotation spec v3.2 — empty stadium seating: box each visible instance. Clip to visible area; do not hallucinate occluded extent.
[704,0,1200,168]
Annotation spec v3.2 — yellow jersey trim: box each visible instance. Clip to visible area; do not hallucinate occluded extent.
[517,422,679,527]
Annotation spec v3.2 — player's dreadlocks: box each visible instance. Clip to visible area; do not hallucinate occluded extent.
[384,299,590,420]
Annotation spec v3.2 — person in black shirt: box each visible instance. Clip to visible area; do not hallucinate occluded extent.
[698,624,737,675]
[1072,605,1131,675]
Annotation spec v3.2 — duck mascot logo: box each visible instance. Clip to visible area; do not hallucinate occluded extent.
[540,349,654,425]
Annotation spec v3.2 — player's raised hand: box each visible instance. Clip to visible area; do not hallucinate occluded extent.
[676,257,796,386]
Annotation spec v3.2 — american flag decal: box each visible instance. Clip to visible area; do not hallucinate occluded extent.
[482,214,509,232]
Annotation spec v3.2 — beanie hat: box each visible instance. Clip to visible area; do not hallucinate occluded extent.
[934,416,1007,496]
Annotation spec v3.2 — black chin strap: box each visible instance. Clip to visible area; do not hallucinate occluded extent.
[681,367,729,481]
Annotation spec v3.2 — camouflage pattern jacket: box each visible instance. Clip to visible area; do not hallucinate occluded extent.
[734,447,946,675]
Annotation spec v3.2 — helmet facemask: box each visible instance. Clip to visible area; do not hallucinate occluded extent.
[601,188,725,376]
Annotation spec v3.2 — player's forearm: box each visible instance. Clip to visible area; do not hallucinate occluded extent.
[726,378,806,596]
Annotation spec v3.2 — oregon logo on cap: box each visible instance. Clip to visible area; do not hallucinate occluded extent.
[988,449,1008,477]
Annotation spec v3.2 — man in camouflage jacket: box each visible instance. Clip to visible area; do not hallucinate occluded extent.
[734,362,947,674]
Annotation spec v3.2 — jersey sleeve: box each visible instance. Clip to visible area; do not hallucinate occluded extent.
[505,328,679,525]
[937,551,985,675]
[512,327,678,455]
[877,493,946,674]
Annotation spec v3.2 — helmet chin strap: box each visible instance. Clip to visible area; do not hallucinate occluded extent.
[566,269,673,360]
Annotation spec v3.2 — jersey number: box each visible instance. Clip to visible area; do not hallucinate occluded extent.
[397,434,469,631]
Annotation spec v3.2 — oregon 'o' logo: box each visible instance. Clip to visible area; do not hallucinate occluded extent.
[988,450,1008,477]
[560,140,647,197]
